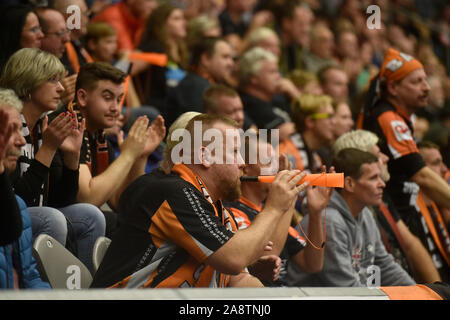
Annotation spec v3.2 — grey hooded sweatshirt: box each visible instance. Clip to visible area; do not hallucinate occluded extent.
[285,190,415,287]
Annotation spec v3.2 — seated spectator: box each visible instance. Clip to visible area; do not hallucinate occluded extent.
[318,65,350,104]
[286,148,416,287]
[287,69,323,95]
[275,0,314,74]
[225,133,330,286]
[66,62,165,236]
[0,90,25,246]
[91,114,308,288]
[186,14,221,52]
[302,23,338,74]
[218,0,273,53]
[35,7,70,60]
[417,141,450,282]
[0,88,49,289]
[54,0,93,75]
[36,6,76,106]
[333,130,442,284]
[361,49,450,257]
[85,22,118,63]
[103,109,163,175]
[165,37,234,128]
[84,20,159,134]
[202,84,245,130]
[318,98,355,167]
[243,27,281,58]
[159,111,201,174]
[0,48,106,274]
[331,100,354,140]
[278,94,334,173]
[238,47,296,142]
[92,0,158,52]
[0,195,51,289]
[219,0,257,39]
[135,1,188,111]
[415,75,446,124]
[0,4,44,74]
[335,29,364,99]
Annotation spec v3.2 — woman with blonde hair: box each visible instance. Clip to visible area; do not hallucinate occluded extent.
[0,48,105,273]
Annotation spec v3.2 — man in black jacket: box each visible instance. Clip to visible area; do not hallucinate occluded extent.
[165,37,235,128]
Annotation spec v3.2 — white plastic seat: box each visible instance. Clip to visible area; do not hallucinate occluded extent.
[33,234,92,289]
[92,236,112,274]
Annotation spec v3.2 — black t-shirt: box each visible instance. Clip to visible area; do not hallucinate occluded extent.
[90,165,236,288]
[164,72,211,127]
[79,131,116,177]
[363,99,426,224]
[239,92,289,130]
[218,10,251,37]
[136,40,168,111]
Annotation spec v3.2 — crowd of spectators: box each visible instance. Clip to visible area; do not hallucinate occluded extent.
[0,0,449,292]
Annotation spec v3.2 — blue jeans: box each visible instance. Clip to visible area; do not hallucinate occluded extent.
[28,204,106,274]
[28,206,68,246]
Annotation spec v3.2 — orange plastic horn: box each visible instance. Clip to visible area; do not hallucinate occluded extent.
[128,52,168,67]
[240,173,344,188]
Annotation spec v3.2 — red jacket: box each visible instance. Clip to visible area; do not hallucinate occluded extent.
[93,1,145,51]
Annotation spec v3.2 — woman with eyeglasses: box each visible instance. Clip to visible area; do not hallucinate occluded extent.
[0,48,106,274]
[0,4,44,74]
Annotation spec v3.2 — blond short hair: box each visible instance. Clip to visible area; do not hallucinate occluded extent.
[291,93,332,132]
[187,15,220,48]
[0,48,65,99]
[246,27,277,49]
[0,88,23,112]
[161,112,202,173]
[239,47,278,87]
[332,130,379,156]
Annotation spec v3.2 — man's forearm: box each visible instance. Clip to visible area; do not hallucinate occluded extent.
[412,166,450,210]
[78,152,137,207]
[265,206,293,256]
[62,150,80,171]
[205,207,287,275]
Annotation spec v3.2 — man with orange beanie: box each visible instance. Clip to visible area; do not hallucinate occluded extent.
[362,48,450,264]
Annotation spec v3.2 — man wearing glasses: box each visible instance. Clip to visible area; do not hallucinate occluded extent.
[278,93,335,174]
[36,7,75,105]
[36,7,70,59]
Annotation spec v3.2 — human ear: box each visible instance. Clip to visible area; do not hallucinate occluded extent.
[86,39,98,53]
[305,116,315,130]
[386,80,399,97]
[200,146,212,168]
[76,88,88,108]
[344,176,354,192]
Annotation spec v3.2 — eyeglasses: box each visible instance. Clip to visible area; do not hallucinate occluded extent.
[45,29,70,38]
[27,26,42,34]
[309,113,334,120]
[47,75,62,84]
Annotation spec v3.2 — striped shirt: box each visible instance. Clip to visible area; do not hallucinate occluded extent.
[91,164,240,288]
